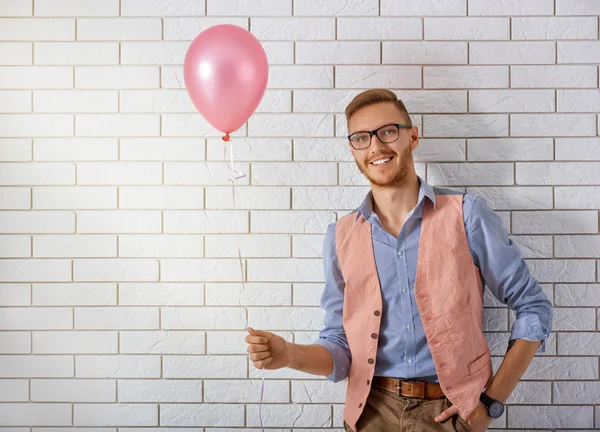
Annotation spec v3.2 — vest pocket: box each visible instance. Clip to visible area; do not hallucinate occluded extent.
[468,348,491,375]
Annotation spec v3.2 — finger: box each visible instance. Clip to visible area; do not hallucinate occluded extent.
[435,406,458,422]
[248,327,270,339]
[247,343,269,353]
[250,351,270,362]
[245,335,268,344]
[255,357,273,370]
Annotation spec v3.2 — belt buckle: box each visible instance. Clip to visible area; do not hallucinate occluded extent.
[402,380,426,398]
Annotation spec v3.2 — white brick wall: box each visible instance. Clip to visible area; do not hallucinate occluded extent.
[0,0,598,430]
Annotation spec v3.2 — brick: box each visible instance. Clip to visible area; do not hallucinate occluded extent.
[205,283,291,306]
[556,236,600,258]
[424,115,507,138]
[164,162,249,186]
[33,187,116,210]
[517,162,600,185]
[248,259,323,283]
[292,187,367,210]
[296,42,380,64]
[424,66,508,88]
[119,380,203,402]
[0,42,31,65]
[163,355,246,378]
[74,404,157,426]
[508,406,593,429]
[0,284,30,306]
[470,90,554,113]
[468,187,552,210]
[557,0,600,15]
[555,187,600,209]
[76,355,161,378]
[470,42,554,64]
[252,162,336,186]
[0,355,73,377]
[428,163,513,185]
[0,187,29,209]
[0,211,74,234]
[73,258,159,282]
[205,234,291,258]
[338,17,421,40]
[262,41,294,65]
[120,331,205,354]
[77,162,161,185]
[0,0,32,16]
[267,66,333,89]
[76,114,160,137]
[0,259,71,282]
[119,234,203,258]
[556,138,600,161]
[119,89,193,113]
[425,17,508,40]
[257,90,291,113]
[0,114,73,137]
[507,382,552,404]
[559,332,600,355]
[0,379,28,402]
[468,138,553,161]
[293,284,324,306]
[293,139,353,162]
[292,380,347,403]
[205,186,290,210]
[248,306,323,331]
[513,17,598,40]
[0,18,74,40]
[75,66,159,89]
[555,284,600,306]
[292,235,325,258]
[75,307,159,330]
[0,138,32,162]
[121,42,187,65]
[34,90,117,113]
[163,210,248,234]
[33,283,116,306]
[511,114,596,137]
[513,211,598,234]
[121,138,204,161]
[511,65,597,88]
[384,42,467,64]
[552,307,596,331]
[0,235,30,258]
[2,63,78,89]
[559,41,600,63]
[205,380,289,403]
[554,382,600,404]
[35,0,119,16]
[0,332,30,354]
[249,114,333,137]
[252,17,333,40]
[34,42,118,65]
[77,210,161,234]
[558,89,600,113]
[206,139,290,163]
[382,0,465,15]
[162,114,246,137]
[164,17,247,40]
[33,331,118,354]
[161,307,246,329]
[251,211,335,234]
[31,379,115,402]
[78,18,161,40]
[122,0,205,16]
[160,404,244,427]
[520,356,598,379]
[119,187,204,210]
[119,283,204,306]
[0,404,71,426]
[398,90,467,113]
[335,66,421,89]
[414,139,466,162]
[0,162,74,185]
[34,234,116,257]
[247,404,331,428]
[510,235,553,258]
[293,89,358,113]
[527,259,595,283]
[469,0,553,16]
[293,0,378,16]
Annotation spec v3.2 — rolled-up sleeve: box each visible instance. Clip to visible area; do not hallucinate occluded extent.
[465,195,553,352]
[312,222,352,382]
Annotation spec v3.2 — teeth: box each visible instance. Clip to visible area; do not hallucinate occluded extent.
[372,158,391,165]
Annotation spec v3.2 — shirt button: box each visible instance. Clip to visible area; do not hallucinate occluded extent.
[402,287,408,294]
[368,358,374,364]
[371,333,378,339]
[374,310,381,317]
[398,250,404,257]
[406,324,412,331]
[408,358,413,365]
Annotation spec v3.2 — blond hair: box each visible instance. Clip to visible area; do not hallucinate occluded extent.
[345,89,412,126]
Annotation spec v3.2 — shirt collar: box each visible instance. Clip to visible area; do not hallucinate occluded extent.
[355,176,437,221]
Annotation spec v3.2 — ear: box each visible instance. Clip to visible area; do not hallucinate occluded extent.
[410,126,419,151]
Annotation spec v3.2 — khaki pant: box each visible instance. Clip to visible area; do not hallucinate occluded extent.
[344,386,472,432]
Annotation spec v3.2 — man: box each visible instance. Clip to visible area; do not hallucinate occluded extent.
[245,89,553,432]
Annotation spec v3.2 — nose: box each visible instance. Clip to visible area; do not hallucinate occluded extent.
[369,133,387,151]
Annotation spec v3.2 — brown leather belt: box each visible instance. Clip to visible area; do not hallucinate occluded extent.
[372,376,445,399]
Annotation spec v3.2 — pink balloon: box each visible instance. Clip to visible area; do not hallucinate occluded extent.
[184,24,268,136]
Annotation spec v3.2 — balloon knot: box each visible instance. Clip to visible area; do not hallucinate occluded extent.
[222,133,231,142]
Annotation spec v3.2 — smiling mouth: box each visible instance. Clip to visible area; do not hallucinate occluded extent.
[370,156,394,166]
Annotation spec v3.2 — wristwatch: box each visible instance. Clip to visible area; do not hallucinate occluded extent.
[479,392,505,419]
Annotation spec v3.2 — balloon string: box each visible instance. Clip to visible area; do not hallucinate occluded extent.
[225,134,265,432]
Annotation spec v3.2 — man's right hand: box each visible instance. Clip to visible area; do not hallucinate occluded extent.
[245,327,290,370]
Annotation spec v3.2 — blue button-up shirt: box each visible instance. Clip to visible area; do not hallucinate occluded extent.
[314,177,553,383]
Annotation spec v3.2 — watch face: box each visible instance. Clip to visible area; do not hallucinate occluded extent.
[489,401,505,419]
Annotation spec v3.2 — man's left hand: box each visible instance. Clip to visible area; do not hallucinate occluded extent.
[434,402,492,432]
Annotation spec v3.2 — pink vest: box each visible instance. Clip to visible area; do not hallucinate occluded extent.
[336,194,492,431]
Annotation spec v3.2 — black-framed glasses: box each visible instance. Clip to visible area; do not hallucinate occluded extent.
[347,123,412,150]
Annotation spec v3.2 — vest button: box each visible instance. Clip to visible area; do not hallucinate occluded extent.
[371,333,377,339]
[366,380,370,385]
[359,403,363,408]
[368,358,374,364]
[374,310,381,317]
